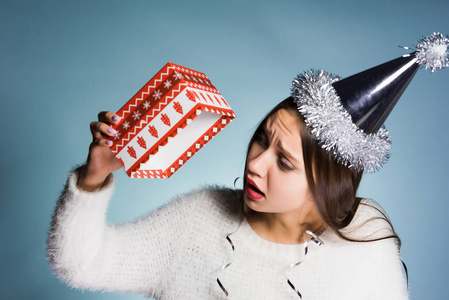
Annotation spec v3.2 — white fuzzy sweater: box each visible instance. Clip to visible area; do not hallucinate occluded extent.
[47,170,409,299]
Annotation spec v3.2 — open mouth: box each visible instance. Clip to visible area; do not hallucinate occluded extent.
[248,183,263,195]
[246,177,265,200]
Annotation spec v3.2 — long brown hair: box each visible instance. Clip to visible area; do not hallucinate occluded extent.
[244,98,400,247]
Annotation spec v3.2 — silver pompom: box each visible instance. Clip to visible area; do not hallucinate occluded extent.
[291,70,391,173]
[416,32,449,72]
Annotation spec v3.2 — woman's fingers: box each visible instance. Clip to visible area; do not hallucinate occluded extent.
[89,136,114,149]
[98,111,121,124]
[90,121,119,141]
[91,111,121,141]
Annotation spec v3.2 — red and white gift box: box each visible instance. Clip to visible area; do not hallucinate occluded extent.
[110,62,236,178]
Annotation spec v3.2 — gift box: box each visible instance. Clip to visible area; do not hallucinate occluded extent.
[110,62,236,178]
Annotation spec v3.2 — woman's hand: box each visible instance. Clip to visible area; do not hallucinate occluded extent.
[78,111,122,191]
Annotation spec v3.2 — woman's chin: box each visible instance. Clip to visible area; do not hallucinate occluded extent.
[244,195,266,213]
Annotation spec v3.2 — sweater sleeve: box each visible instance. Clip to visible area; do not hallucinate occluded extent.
[47,169,194,297]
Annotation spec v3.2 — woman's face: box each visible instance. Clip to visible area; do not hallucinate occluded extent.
[245,109,316,218]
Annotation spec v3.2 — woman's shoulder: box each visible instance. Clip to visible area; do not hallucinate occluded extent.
[339,198,397,242]
[176,185,241,205]
[164,185,243,222]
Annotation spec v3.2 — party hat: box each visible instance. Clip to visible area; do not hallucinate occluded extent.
[292,33,448,172]
[332,54,419,134]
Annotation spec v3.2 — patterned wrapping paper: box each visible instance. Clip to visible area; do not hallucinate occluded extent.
[110,62,236,178]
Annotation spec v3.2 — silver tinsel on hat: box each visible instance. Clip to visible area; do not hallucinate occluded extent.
[416,32,449,72]
[291,70,391,173]
[291,33,447,173]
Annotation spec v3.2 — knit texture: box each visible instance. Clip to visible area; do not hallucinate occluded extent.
[47,170,409,299]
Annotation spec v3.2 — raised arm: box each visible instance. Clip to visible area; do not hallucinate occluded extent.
[47,168,196,296]
[47,111,189,297]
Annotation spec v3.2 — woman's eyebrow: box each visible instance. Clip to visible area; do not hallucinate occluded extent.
[264,124,300,164]
[276,140,300,164]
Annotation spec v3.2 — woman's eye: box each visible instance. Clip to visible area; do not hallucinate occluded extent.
[279,157,294,171]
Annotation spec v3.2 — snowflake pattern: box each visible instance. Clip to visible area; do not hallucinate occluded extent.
[143,101,151,110]
[152,89,162,100]
[132,110,141,120]
[123,121,130,130]
[164,80,172,89]
[173,71,183,80]
[114,131,121,140]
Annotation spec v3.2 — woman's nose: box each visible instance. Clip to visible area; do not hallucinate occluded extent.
[247,148,271,178]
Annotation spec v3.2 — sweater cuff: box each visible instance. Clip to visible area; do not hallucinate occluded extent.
[65,167,115,208]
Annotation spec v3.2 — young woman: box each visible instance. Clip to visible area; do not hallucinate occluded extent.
[48,32,449,299]
[47,95,408,299]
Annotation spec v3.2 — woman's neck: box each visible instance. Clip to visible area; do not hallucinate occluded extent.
[245,209,326,245]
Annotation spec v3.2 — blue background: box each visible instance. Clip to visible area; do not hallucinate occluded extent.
[1,0,448,299]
